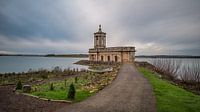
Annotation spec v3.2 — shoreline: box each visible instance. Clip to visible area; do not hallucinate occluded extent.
[1,54,200,58]
[0,54,88,58]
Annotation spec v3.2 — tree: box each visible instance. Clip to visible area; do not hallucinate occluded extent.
[16,80,22,90]
[67,83,76,100]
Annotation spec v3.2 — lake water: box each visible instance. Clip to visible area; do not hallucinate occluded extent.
[0,56,199,73]
[0,56,88,73]
[135,58,200,66]
[135,58,200,75]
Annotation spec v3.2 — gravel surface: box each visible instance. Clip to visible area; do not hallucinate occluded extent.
[55,63,156,112]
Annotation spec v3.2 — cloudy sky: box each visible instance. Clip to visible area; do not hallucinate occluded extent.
[0,0,200,55]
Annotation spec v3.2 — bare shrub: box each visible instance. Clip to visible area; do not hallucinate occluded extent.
[178,59,200,92]
[152,58,182,80]
[52,66,62,73]
[150,58,199,93]
[179,59,200,84]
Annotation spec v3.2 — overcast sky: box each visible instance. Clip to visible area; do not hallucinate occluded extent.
[0,0,200,55]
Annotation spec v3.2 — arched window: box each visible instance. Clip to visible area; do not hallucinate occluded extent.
[115,56,118,62]
[107,56,110,61]
[101,56,104,61]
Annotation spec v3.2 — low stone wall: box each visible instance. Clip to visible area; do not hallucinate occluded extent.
[21,93,72,103]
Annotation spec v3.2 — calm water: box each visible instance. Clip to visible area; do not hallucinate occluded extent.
[135,58,200,66]
[135,58,200,74]
[0,56,199,73]
[0,56,88,73]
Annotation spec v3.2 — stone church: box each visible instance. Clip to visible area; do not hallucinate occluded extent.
[89,25,136,63]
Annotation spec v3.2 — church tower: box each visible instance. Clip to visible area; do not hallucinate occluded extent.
[94,25,106,49]
[89,25,135,62]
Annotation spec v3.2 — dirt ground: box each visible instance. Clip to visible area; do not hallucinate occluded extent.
[0,85,67,112]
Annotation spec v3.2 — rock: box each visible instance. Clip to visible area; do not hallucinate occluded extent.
[23,85,31,93]
[12,88,16,92]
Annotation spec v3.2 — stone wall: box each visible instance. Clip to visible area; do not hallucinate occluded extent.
[89,47,135,53]
[89,49,135,63]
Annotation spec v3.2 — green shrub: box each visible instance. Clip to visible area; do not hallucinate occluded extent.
[67,83,76,100]
[16,80,22,90]
[50,83,54,91]
[75,76,78,83]
[60,86,64,90]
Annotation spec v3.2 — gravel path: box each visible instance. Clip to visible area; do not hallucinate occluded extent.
[56,63,156,112]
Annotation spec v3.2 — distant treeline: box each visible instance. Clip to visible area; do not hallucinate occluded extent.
[0,54,44,57]
[44,54,88,58]
[136,55,200,58]
[0,54,88,58]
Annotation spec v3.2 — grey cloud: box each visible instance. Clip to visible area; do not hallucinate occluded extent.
[0,0,82,41]
[0,0,200,55]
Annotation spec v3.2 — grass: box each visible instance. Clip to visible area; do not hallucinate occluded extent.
[139,67,200,112]
[30,70,117,102]
[31,76,93,102]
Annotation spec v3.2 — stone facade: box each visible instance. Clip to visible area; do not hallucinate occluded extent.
[89,25,136,63]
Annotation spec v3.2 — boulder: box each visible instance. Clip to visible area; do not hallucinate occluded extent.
[23,84,31,93]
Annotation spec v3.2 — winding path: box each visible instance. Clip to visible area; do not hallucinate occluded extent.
[56,63,156,112]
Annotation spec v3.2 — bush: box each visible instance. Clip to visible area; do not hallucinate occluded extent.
[152,58,181,80]
[179,60,200,84]
[75,76,78,83]
[67,83,76,100]
[50,83,54,91]
[16,80,22,90]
